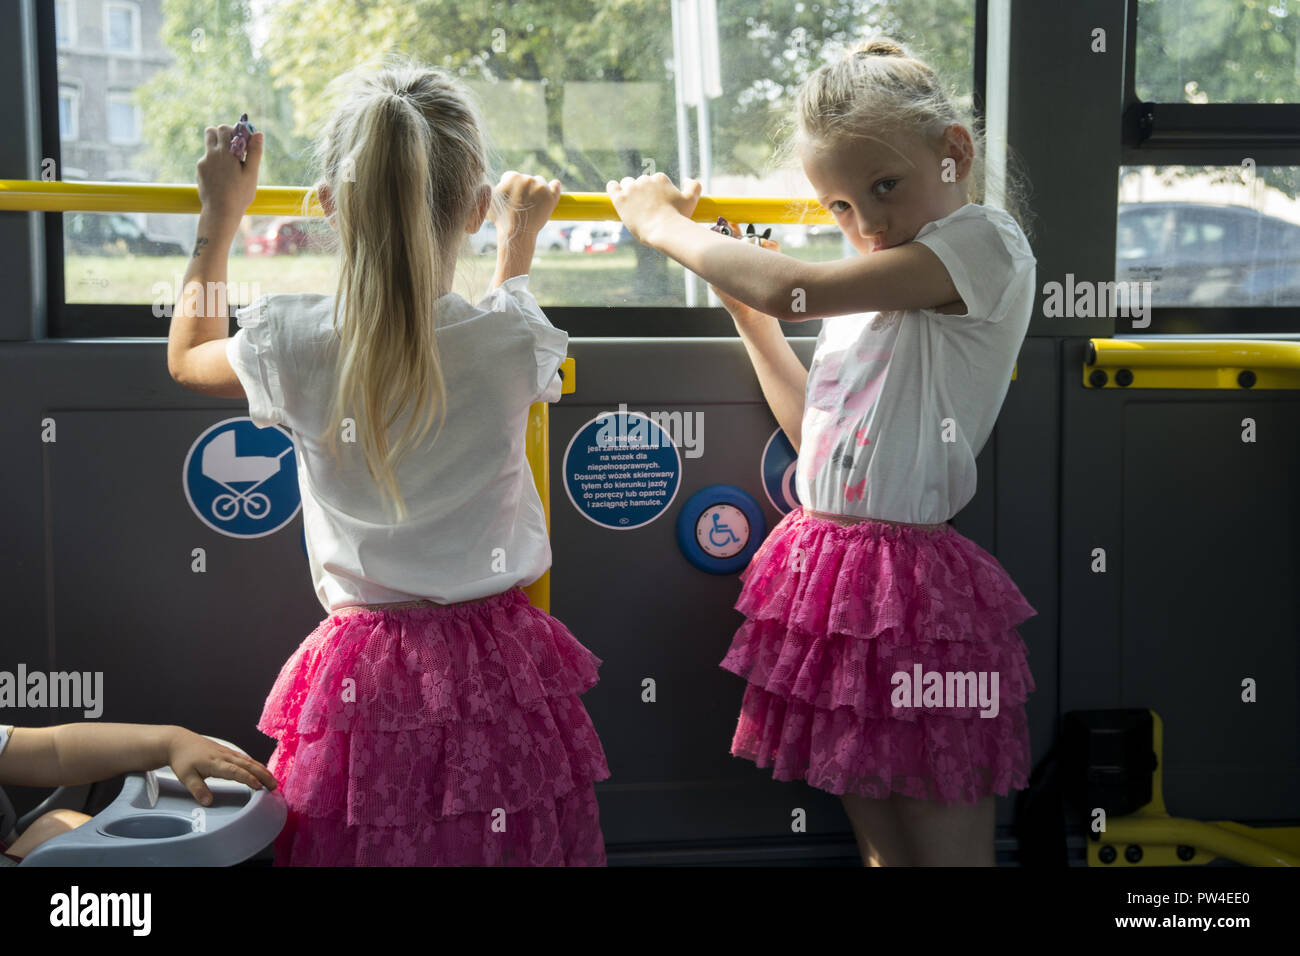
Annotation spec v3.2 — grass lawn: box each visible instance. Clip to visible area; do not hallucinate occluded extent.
[66,240,846,309]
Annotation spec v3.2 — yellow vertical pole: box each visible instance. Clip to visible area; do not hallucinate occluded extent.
[521,357,574,614]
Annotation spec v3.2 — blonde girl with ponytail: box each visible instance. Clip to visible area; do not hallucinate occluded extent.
[178,53,611,865]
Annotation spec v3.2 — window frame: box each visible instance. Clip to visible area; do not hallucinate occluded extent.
[102,1,140,57]
[37,0,988,339]
[1120,0,1300,332]
[57,83,79,141]
[54,0,74,49]
[105,91,141,146]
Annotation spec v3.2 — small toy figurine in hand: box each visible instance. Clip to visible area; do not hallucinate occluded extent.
[710,216,777,250]
[710,216,736,237]
[230,113,256,163]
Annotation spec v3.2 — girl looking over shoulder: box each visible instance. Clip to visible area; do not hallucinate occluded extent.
[609,36,1038,867]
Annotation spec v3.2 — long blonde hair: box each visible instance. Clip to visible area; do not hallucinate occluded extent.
[304,54,504,521]
[774,36,1035,243]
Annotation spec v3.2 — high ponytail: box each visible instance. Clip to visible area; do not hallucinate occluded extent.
[771,34,1036,244]
[308,55,503,522]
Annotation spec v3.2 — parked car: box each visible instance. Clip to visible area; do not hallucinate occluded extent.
[65,212,187,256]
[469,221,497,255]
[568,221,624,253]
[470,220,569,255]
[244,217,320,256]
[536,221,569,251]
[1116,202,1300,306]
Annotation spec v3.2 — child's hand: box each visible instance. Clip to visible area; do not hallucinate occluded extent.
[165,728,278,807]
[606,173,702,246]
[196,121,263,231]
[490,172,562,237]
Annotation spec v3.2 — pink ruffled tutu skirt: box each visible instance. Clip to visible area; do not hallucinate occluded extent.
[257,586,610,866]
[720,507,1037,806]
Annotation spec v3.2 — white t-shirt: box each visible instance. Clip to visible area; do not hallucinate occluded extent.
[0,725,11,758]
[796,202,1036,524]
[226,275,567,612]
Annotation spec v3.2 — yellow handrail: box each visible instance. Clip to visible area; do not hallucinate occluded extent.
[1086,338,1300,389]
[0,179,835,224]
[1096,817,1300,867]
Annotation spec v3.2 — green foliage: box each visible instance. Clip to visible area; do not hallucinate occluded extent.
[143,0,975,190]
[139,0,314,187]
[1136,0,1298,104]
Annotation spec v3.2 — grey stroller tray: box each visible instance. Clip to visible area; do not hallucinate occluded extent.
[20,736,286,866]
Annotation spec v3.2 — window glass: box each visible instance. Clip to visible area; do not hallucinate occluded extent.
[58,88,77,139]
[59,1,977,310]
[54,0,72,47]
[1136,0,1300,104]
[107,97,138,144]
[1117,165,1300,306]
[105,5,137,55]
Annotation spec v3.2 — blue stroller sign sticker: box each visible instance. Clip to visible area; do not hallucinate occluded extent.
[761,427,801,514]
[183,418,300,538]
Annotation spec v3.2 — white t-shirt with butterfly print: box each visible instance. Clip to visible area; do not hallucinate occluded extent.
[795,202,1036,524]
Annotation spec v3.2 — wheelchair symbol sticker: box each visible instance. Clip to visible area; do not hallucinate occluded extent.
[676,484,766,575]
[183,418,301,538]
[695,503,749,559]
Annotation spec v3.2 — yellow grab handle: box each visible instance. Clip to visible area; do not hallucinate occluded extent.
[0,179,835,225]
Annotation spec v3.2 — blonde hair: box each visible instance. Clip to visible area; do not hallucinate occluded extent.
[304,54,505,522]
[774,36,1035,244]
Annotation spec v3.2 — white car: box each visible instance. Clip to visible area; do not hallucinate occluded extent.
[568,221,622,253]
[468,221,497,255]
[469,221,568,255]
[536,222,568,251]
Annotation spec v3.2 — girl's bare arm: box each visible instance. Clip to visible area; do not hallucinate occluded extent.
[731,312,808,453]
[0,724,174,788]
[645,213,959,321]
[489,230,540,292]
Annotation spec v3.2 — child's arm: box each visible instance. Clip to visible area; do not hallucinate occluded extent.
[168,120,263,397]
[1,723,174,787]
[730,310,808,453]
[710,233,807,453]
[608,174,960,321]
[489,230,540,293]
[647,213,958,322]
[0,724,276,805]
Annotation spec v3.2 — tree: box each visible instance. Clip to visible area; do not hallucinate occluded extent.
[142,0,980,295]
